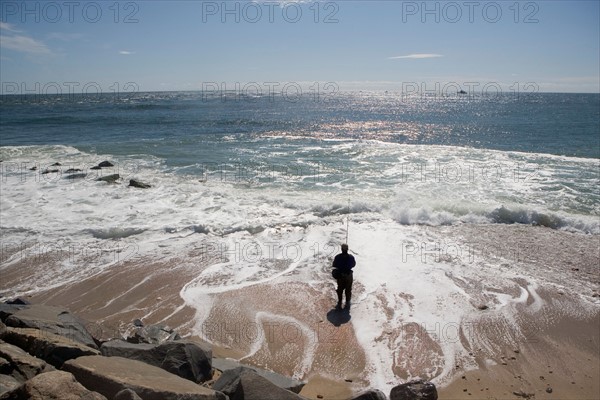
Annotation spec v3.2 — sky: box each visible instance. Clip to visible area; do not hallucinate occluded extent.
[1,0,599,94]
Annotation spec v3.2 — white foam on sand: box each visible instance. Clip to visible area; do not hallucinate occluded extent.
[2,143,599,391]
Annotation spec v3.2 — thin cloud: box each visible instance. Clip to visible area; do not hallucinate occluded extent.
[119,50,135,55]
[0,22,21,33]
[1,22,51,55]
[1,33,51,55]
[388,53,443,59]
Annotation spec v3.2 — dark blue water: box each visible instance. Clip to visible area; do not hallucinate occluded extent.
[1,92,598,159]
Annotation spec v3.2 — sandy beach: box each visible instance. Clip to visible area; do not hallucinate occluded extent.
[1,223,598,399]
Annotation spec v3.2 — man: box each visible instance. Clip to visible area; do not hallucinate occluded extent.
[332,243,355,309]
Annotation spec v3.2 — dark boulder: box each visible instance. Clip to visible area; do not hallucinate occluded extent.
[97,161,114,168]
[1,327,100,368]
[50,162,61,166]
[0,357,10,374]
[4,300,29,307]
[1,370,107,400]
[4,304,97,349]
[0,374,21,396]
[41,169,59,175]
[0,305,28,324]
[65,168,82,173]
[390,379,437,400]
[114,388,143,400]
[65,173,87,180]
[100,339,212,383]
[96,174,120,183]
[129,179,151,189]
[351,389,387,400]
[90,166,102,170]
[0,342,52,382]
[212,358,305,393]
[127,324,180,344]
[63,355,226,400]
[213,368,304,400]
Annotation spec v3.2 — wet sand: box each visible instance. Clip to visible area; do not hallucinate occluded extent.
[1,224,598,399]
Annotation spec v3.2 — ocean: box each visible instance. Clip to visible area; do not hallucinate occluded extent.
[1,91,599,388]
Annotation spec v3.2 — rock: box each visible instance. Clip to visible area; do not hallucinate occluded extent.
[129,179,151,189]
[114,389,143,400]
[4,300,29,307]
[512,390,534,399]
[96,174,120,183]
[212,358,305,393]
[0,374,21,396]
[3,370,107,400]
[97,161,114,168]
[29,166,37,171]
[65,168,82,173]
[127,324,179,344]
[63,356,226,400]
[0,357,9,374]
[90,166,102,170]
[546,387,553,393]
[476,304,488,310]
[390,379,437,400]
[51,162,62,166]
[0,305,27,323]
[100,339,212,383]
[351,389,387,400]
[0,323,5,337]
[41,169,59,175]
[1,327,100,368]
[4,305,97,349]
[133,319,144,327]
[64,173,87,180]
[0,342,52,382]
[213,368,304,400]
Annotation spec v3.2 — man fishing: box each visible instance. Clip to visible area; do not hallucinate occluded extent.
[332,244,355,309]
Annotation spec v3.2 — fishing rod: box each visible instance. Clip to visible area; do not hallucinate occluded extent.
[345,196,359,256]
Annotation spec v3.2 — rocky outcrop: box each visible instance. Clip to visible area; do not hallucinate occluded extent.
[390,379,437,400]
[65,173,87,180]
[0,301,441,400]
[0,342,52,382]
[129,179,151,189]
[100,339,212,383]
[97,161,114,168]
[213,368,305,400]
[96,174,120,183]
[1,370,107,400]
[63,356,226,400]
[0,306,26,322]
[351,389,387,400]
[212,358,305,393]
[3,305,97,349]
[3,300,29,307]
[0,375,20,396]
[1,327,100,367]
[126,324,180,344]
[114,388,143,400]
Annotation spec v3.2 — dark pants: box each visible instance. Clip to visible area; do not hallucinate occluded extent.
[336,272,353,304]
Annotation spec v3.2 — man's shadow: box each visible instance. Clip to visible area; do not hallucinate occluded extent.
[326,306,351,327]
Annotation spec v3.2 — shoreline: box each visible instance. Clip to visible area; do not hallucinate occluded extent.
[1,223,598,398]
